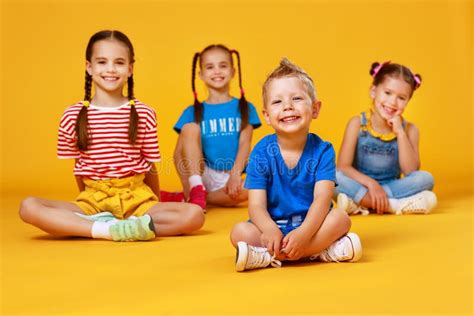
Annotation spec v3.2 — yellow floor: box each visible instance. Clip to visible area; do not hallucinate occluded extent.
[1,187,472,316]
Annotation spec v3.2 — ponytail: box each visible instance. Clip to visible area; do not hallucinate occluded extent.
[76,71,92,151]
[191,52,204,124]
[231,49,249,130]
[127,75,139,145]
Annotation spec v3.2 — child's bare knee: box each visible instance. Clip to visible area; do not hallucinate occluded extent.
[230,222,248,245]
[19,196,39,223]
[182,204,205,234]
[330,208,352,234]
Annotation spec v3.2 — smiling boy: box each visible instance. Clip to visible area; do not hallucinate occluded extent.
[230,58,362,271]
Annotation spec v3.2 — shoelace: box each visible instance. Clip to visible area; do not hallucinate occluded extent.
[190,187,206,199]
[246,245,282,269]
[319,237,351,262]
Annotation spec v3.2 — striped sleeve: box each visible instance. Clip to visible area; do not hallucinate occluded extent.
[140,105,161,162]
[57,106,80,159]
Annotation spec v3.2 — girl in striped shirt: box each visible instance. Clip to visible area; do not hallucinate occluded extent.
[19,30,204,241]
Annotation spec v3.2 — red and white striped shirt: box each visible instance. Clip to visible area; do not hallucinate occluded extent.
[57,100,161,180]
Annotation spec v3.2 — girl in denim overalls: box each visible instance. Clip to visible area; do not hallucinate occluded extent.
[336,61,436,215]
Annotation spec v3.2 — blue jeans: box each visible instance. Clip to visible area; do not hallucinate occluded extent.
[335,170,434,203]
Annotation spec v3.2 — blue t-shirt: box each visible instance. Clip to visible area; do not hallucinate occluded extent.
[174,98,261,171]
[245,133,336,220]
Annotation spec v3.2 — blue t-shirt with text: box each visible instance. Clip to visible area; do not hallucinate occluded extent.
[245,133,336,220]
[174,98,261,171]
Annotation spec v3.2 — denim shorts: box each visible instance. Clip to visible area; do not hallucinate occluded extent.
[275,215,305,235]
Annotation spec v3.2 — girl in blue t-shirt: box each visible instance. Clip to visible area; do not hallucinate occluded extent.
[161,44,261,210]
[336,61,436,215]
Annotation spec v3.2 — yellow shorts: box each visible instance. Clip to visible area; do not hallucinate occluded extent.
[73,174,158,219]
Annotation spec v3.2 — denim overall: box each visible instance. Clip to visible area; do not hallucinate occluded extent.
[336,112,434,202]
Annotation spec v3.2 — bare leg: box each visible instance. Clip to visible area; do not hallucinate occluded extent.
[173,123,204,198]
[19,196,93,237]
[146,202,205,236]
[230,221,263,247]
[291,208,351,260]
[207,188,248,207]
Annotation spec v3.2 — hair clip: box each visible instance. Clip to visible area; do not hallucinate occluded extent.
[83,101,90,108]
[409,70,421,89]
[240,88,245,95]
[129,100,135,106]
[193,91,198,100]
[372,60,391,78]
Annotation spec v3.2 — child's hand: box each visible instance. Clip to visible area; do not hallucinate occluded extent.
[281,227,312,260]
[223,174,242,199]
[387,116,404,135]
[367,180,388,214]
[261,227,284,257]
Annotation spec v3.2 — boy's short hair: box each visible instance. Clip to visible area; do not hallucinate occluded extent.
[262,58,317,106]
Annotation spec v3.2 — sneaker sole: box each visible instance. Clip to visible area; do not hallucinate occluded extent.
[235,242,249,272]
[346,233,362,262]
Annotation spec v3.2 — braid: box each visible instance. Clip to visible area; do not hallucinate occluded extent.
[192,52,203,123]
[231,50,249,130]
[76,71,92,151]
[128,75,139,145]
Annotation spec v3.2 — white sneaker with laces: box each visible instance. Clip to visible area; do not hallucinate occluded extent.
[235,241,282,272]
[390,190,437,215]
[337,193,369,216]
[314,232,362,263]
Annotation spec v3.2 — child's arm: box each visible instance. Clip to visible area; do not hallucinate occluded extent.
[225,124,254,198]
[75,176,85,192]
[338,117,388,212]
[281,180,334,259]
[248,189,284,257]
[144,163,161,199]
[74,160,85,192]
[389,118,420,174]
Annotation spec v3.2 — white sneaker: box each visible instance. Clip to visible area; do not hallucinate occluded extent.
[235,242,282,272]
[316,233,362,262]
[391,191,437,215]
[337,193,369,216]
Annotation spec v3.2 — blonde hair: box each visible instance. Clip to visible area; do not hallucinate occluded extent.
[262,57,317,106]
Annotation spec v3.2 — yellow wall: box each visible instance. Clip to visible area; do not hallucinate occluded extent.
[1,0,472,196]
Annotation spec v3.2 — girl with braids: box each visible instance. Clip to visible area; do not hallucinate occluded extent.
[162,44,261,210]
[19,30,204,241]
[336,61,437,216]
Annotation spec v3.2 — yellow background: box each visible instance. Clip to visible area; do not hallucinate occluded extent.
[1,0,472,197]
[1,1,473,316]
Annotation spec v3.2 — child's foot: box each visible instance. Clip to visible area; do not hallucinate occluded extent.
[109,214,156,242]
[235,241,282,272]
[314,232,362,262]
[189,185,207,210]
[337,193,369,215]
[75,211,118,222]
[160,190,185,202]
[390,191,437,215]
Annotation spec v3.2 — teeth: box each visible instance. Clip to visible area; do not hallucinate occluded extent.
[281,116,298,122]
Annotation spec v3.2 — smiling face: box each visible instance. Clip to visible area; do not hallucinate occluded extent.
[370,75,412,120]
[263,76,320,135]
[86,39,133,96]
[199,48,235,91]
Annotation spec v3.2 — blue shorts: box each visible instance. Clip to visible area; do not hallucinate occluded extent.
[248,204,333,236]
[275,215,305,235]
